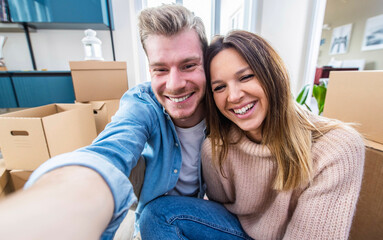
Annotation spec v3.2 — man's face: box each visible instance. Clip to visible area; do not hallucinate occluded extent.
[145,29,206,128]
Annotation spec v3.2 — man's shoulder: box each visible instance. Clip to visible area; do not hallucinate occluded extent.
[122,81,157,103]
[127,81,153,95]
[117,81,162,117]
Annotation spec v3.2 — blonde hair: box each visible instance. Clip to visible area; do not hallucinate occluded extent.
[138,4,207,54]
[205,30,346,191]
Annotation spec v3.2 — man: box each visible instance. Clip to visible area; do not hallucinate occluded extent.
[0,4,207,239]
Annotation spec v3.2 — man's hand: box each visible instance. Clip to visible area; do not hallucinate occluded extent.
[0,166,114,240]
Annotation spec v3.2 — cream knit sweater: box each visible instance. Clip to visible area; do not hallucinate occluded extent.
[201,126,365,240]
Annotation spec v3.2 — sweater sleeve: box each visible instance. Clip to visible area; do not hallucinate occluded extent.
[283,127,365,240]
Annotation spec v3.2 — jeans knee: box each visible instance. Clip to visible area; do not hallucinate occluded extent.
[140,196,170,227]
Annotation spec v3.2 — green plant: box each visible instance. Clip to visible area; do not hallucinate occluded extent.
[296,81,327,115]
[296,84,312,111]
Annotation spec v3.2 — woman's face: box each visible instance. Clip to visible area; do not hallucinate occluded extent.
[210,48,268,142]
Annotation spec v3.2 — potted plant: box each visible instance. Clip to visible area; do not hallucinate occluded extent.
[296,80,327,115]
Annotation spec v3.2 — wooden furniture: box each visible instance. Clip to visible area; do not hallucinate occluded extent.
[0,71,75,108]
[314,66,358,84]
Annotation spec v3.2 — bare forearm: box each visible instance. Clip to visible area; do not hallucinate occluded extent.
[0,166,114,240]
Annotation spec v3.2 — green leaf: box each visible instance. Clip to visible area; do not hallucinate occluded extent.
[312,84,327,115]
[296,84,310,105]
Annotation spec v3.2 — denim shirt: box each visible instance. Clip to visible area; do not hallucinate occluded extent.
[25,81,206,240]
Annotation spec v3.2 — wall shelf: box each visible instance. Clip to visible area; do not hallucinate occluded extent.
[0,71,75,108]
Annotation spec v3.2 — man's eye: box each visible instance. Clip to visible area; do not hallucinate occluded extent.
[183,64,197,70]
[213,85,225,92]
[153,68,168,73]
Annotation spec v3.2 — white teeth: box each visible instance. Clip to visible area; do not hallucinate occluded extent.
[169,94,191,103]
[233,103,254,115]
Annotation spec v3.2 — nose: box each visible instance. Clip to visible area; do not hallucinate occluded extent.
[166,68,186,92]
[227,83,244,103]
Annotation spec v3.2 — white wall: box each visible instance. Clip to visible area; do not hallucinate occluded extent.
[317,0,383,70]
[258,0,318,96]
[3,29,112,70]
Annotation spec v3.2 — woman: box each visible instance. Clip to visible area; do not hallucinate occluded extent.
[139,30,365,240]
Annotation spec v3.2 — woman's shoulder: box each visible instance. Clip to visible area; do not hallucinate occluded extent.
[312,123,365,172]
[309,113,364,150]
[320,123,364,149]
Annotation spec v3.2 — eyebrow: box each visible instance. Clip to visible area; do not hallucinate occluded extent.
[150,56,201,68]
[211,66,252,85]
[235,66,251,76]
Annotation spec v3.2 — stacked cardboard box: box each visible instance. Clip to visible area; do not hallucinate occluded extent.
[323,71,383,239]
[0,104,98,192]
[70,61,127,134]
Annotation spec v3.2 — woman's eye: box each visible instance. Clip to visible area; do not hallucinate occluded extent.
[240,74,254,81]
[213,85,225,92]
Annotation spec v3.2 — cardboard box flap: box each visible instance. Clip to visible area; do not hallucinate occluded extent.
[10,170,32,181]
[42,104,96,157]
[0,159,9,189]
[10,170,33,191]
[91,102,106,111]
[69,61,127,70]
[323,71,383,144]
[74,101,105,111]
[0,104,57,118]
[365,139,383,152]
[55,103,92,112]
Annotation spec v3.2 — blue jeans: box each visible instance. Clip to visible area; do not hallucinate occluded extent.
[139,196,253,240]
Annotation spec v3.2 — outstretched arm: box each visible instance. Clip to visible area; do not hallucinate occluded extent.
[0,166,114,240]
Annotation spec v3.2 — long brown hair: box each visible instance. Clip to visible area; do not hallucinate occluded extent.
[205,30,344,191]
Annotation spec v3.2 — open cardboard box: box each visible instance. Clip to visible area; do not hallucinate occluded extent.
[323,71,383,240]
[76,99,120,134]
[70,61,128,102]
[0,104,97,171]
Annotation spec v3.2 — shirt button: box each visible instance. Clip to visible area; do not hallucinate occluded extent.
[175,143,179,147]
[174,169,178,174]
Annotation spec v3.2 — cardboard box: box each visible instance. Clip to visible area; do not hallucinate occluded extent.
[0,104,97,170]
[323,71,383,144]
[9,170,33,191]
[323,71,383,239]
[77,99,120,134]
[348,140,383,240]
[70,61,128,102]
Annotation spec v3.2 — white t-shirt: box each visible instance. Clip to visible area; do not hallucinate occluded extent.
[168,120,206,196]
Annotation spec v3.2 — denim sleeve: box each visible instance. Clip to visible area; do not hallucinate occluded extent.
[25,87,159,237]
